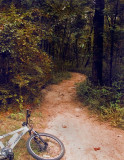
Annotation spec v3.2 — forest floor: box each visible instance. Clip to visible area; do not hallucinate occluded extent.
[1,72,124,160]
[37,72,124,160]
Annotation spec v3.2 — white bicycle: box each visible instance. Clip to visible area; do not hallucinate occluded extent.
[0,110,65,160]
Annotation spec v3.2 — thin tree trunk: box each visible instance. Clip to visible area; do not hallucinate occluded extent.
[62,19,68,62]
[109,29,114,86]
[75,39,79,68]
[109,0,119,86]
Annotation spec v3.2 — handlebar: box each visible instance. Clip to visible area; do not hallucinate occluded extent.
[22,109,31,126]
[26,109,31,125]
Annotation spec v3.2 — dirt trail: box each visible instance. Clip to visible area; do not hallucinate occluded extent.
[38,73,124,160]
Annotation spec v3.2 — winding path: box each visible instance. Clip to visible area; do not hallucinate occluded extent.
[38,73,124,160]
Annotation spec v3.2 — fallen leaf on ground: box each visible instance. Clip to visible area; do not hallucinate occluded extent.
[62,125,67,128]
[94,147,101,151]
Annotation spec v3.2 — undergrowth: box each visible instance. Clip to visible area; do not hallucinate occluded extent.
[50,72,71,84]
[76,79,124,127]
[0,71,71,112]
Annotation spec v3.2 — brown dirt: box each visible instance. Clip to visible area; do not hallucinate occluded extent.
[36,72,124,160]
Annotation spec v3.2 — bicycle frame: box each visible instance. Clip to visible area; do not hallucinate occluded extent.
[0,110,51,160]
[0,126,29,157]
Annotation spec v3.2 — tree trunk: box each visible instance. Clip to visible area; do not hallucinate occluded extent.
[92,0,104,85]
[75,39,79,68]
[109,29,114,86]
[109,0,119,86]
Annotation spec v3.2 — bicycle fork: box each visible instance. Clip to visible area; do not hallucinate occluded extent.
[32,130,48,151]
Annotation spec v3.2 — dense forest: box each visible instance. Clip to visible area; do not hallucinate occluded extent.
[0,0,124,121]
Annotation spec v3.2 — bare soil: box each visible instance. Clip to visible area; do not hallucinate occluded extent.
[36,72,124,160]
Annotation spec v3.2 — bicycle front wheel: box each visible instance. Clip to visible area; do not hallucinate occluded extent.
[27,133,65,160]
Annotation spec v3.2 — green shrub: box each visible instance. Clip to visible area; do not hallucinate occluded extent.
[76,79,124,126]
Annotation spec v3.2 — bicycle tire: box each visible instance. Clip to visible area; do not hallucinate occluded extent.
[27,133,65,160]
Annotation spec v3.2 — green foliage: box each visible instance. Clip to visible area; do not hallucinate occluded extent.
[0,0,123,118]
[0,4,52,110]
[51,72,71,84]
[9,112,25,121]
[38,0,90,70]
[76,79,124,125]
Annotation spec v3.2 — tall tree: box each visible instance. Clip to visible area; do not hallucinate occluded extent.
[92,0,105,85]
[105,0,120,86]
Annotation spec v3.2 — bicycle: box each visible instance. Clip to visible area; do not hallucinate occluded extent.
[0,109,65,160]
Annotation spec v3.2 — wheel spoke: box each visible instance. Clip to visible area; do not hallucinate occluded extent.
[27,133,65,160]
